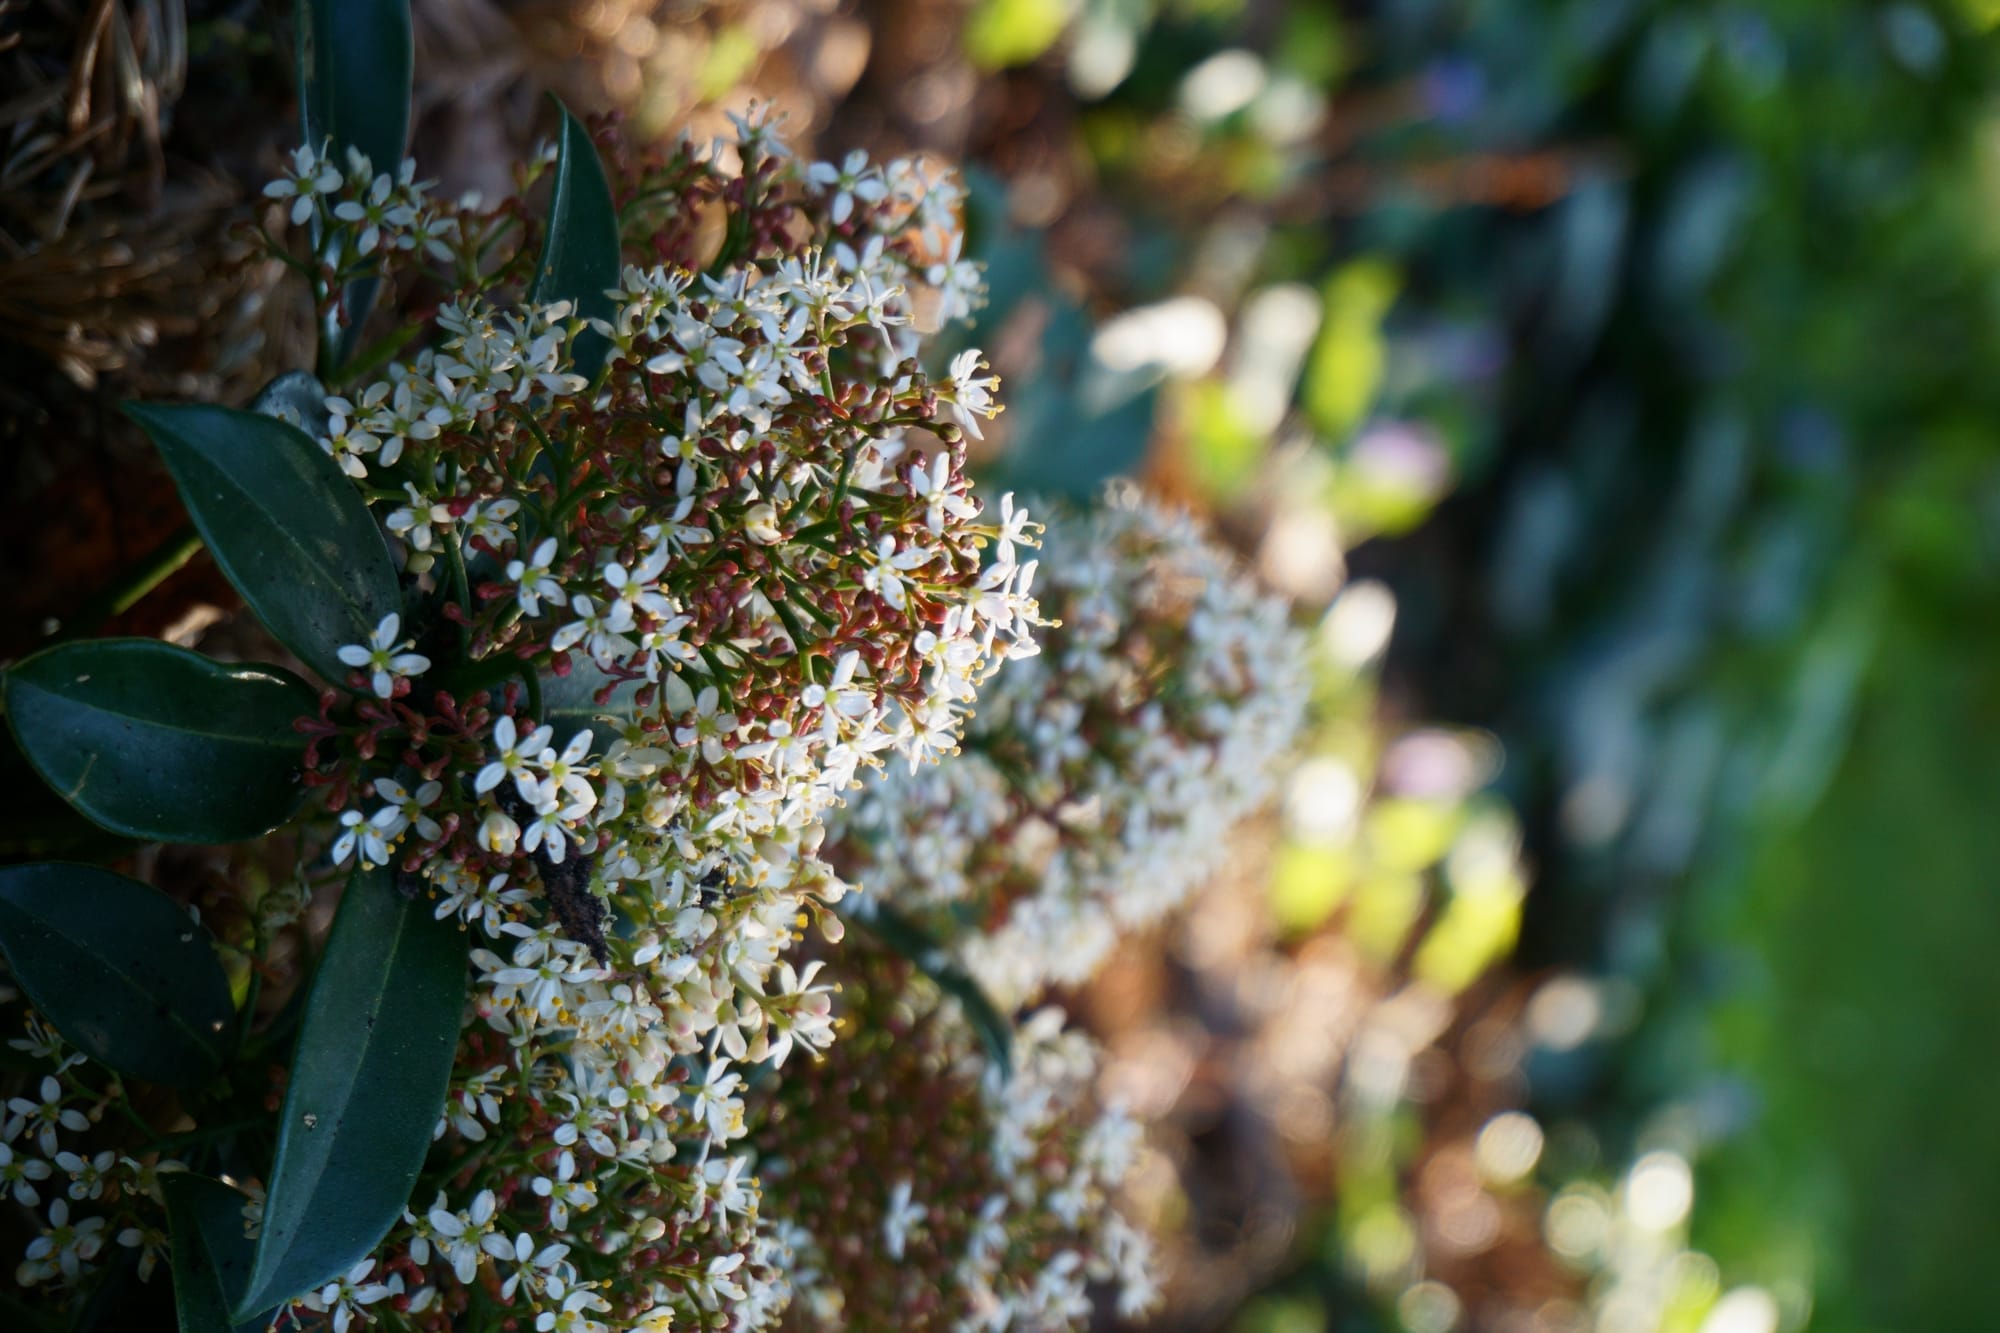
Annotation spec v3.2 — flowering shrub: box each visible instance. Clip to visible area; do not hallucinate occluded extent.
[0,0,1051,1321]
[749,941,1159,1330]
[836,485,1312,1006]
[287,107,1036,1331]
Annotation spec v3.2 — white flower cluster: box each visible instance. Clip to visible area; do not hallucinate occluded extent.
[264,143,458,260]
[0,1023,185,1292]
[755,959,1161,1330]
[837,485,1313,1007]
[285,112,1046,1331]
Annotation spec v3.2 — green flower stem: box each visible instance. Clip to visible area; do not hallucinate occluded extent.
[770,593,812,656]
[335,319,426,389]
[521,660,544,724]
[828,443,861,512]
[442,533,475,657]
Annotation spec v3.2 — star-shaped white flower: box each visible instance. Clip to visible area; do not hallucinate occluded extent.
[336,613,430,698]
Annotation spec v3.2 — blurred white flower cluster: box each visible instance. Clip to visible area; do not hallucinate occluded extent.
[837,483,1313,1007]
[751,946,1161,1329]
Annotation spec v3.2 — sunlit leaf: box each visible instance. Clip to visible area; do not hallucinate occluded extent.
[4,639,313,844]
[1303,259,1397,441]
[124,402,402,686]
[0,863,235,1086]
[235,867,466,1319]
[964,0,1070,69]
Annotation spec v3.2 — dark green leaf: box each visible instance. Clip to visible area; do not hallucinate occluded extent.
[5,639,313,844]
[0,724,134,863]
[539,659,643,753]
[249,371,330,435]
[122,402,402,686]
[68,1244,170,1331]
[295,0,410,193]
[857,902,1013,1080]
[163,1174,272,1333]
[235,867,466,1319]
[295,0,412,368]
[529,100,620,382]
[0,863,235,1086]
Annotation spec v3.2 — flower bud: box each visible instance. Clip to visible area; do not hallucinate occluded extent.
[744,502,783,545]
[477,810,521,856]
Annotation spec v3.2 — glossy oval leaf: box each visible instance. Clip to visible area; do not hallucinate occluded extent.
[0,725,134,864]
[295,0,410,193]
[250,370,330,434]
[235,867,466,1319]
[0,863,236,1086]
[539,658,644,754]
[5,639,314,844]
[296,0,412,369]
[528,100,619,382]
[163,1174,273,1333]
[123,402,402,685]
[858,902,1013,1080]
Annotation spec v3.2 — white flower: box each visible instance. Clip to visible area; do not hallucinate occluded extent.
[481,1230,571,1303]
[530,1150,597,1230]
[944,349,1003,439]
[881,1178,927,1260]
[373,777,443,843]
[0,1143,52,1207]
[507,537,563,617]
[22,1198,106,1283]
[6,1077,88,1157]
[427,1190,497,1284]
[743,501,784,545]
[475,715,555,800]
[862,535,933,612]
[330,806,398,869]
[520,793,575,864]
[263,143,343,225]
[759,958,835,1068]
[52,1149,114,1201]
[698,1154,758,1230]
[805,149,888,226]
[115,1221,168,1282]
[336,613,430,699]
[909,453,978,536]
[684,1057,744,1142]
[385,483,453,554]
[477,810,521,856]
[464,497,521,550]
[332,165,419,257]
[534,730,598,812]
[674,687,738,766]
[993,492,1033,564]
[535,1288,611,1333]
[303,1257,396,1333]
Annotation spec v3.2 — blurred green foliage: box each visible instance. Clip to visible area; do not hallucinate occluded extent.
[1369,2,2000,1328]
[978,0,2000,1326]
